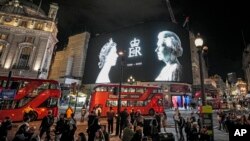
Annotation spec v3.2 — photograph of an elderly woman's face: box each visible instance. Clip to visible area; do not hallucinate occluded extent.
[96,38,118,83]
[155,31,183,81]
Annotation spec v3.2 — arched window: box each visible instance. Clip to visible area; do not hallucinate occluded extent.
[17,47,32,69]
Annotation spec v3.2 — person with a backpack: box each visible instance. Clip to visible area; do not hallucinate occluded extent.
[177,113,185,141]
[39,110,54,140]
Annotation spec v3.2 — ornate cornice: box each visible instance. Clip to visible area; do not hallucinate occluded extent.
[0,24,53,37]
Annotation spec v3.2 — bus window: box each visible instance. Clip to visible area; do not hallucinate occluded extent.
[20,81,29,89]
[143,101,148,106]
[106,100,117,107]
[40,83,49,90]
[108,87,115,92]
[121,101,127,106]
[49,83,57,89]
[158,89,163,93]
[122,87,127,92]
[48,98,58,108]
[128,88,135,93]
[0,80,7,88]
[17,97,33,108]
[28,89,39,97]
[152,89,158,93]
[0,100,16,110]
[136,101,143,106]
[136,88,145,93]
[127,101,136,107]
[96,87,107,92]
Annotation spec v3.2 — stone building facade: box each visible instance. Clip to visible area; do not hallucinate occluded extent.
[0,0,58,79]
[48,32,90,85]
[189,32,208,85]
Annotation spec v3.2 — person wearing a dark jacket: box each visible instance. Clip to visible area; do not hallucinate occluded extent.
[26,126,40,141]
[13,118,30,141]
[120,108,129,137]
[189,122,199,141]
[87,114,101,141]
[60,115,71,141]
[131,126,142,141]
[0,116,12,140]
[39,110,54,140]
[177,113,185,141]
[68,113,77,141]
[55,114,65,141]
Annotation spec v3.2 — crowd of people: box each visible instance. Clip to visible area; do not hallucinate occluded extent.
[0,107,80,141]
[216,109,250,133]
[2,105,250,141]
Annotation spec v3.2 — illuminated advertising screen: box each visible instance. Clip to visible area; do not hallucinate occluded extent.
[83,22,192,84]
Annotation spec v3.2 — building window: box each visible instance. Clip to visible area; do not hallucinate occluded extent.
[0,43,6,66]
[17,47,32,69]
[25,37,34,43]
[0,44,5,59]
[36,23,43,30]
[20,21,27,27]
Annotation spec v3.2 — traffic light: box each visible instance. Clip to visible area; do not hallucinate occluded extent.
[113,87,118,95]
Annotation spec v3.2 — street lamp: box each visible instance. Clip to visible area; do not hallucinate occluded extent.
[116,51,124,137]
[195,33,206,106]
[127,75,135,85]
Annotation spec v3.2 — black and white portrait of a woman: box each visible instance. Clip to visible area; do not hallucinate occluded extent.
[155,31,183,81]
[96,38,118,83]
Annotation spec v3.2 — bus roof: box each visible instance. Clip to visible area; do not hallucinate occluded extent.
[0,76,59,84]
[93,83,161,89]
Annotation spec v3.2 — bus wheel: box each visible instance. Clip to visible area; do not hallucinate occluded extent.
[29,111,38,121]
[149,108,155,116]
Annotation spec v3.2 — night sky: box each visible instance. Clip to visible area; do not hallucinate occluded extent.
[37,0,250,80]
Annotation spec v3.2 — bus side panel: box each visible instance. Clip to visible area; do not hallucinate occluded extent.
[0,109,24,122]
[89,91,109,117]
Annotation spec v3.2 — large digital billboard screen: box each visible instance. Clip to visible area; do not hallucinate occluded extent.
[83,22,192,84]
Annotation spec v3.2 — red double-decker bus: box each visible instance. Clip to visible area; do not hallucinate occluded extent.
[89,84,164,116]
[0,76,61,122]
